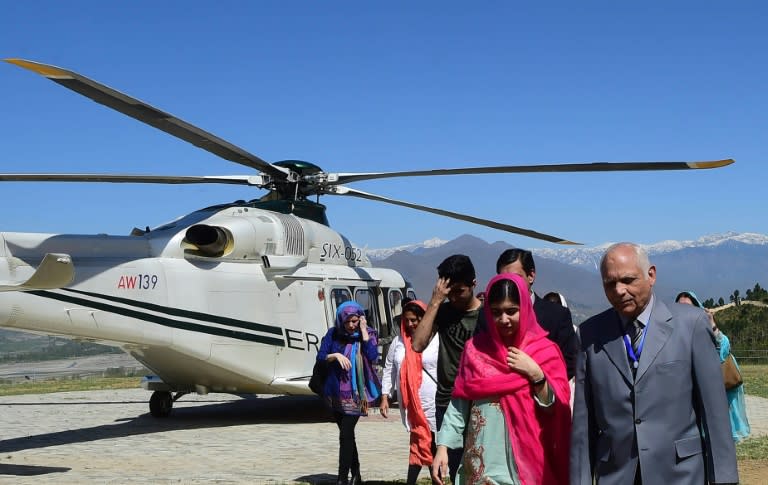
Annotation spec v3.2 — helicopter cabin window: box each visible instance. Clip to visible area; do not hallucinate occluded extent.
[354,288,384,368]
[385,289,404,338]
[330,288,352,312]
[353,289,379,331]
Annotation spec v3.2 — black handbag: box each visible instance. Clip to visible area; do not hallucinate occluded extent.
[309,359,329,394]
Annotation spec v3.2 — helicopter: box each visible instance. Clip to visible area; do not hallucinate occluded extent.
[0,59,733,417]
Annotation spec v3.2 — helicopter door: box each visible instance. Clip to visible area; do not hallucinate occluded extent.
[325,286,383,363]
[353,287,386,368]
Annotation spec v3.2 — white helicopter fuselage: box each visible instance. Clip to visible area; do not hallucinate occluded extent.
[0,205,410,397]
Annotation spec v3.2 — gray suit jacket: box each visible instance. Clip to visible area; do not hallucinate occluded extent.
[570,298,738,485]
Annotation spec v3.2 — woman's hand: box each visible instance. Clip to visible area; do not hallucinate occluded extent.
[508,347,552,405]
[379,395,389,418]
[331,352,351,370]
[506,347,544,382]
[359,315,370,341]
[431,445,449,485]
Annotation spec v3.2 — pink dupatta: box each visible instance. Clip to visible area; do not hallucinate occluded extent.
[452,273,571,485]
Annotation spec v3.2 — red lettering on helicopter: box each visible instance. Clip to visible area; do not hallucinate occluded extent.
[117,274,159,290]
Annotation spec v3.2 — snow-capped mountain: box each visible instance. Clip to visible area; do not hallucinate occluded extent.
[364,237,448,260]
[533,232,768,271]
[368,232,768,268]
[370,232,768,322]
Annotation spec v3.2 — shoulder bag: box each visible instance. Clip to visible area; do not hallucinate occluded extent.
[721,353,743,390]
[309,359,329,395]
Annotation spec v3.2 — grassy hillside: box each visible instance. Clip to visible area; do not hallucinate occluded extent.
[715,304,768,360]
[0,328,121,362]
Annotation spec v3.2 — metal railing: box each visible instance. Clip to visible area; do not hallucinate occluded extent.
[732,349,768,365]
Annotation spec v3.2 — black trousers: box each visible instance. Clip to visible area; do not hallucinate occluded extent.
[435,405,462,484]
[406,431,439,485]
[334,412,361,480]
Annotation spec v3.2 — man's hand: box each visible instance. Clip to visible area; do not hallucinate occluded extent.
[430,277,452,307]
[412,277,446,352]
[379,395,389,418]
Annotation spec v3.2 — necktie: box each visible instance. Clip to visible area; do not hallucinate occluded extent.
[630,319,644,354]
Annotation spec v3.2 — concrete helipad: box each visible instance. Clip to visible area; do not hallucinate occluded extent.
[0,389,412,484]
[0,389,766,484]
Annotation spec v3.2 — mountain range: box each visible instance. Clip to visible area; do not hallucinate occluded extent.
[369,232,768,323]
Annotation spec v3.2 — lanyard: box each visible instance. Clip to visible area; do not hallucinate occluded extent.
[622,322,648,369]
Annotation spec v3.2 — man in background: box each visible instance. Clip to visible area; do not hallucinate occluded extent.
[496,248,579,380]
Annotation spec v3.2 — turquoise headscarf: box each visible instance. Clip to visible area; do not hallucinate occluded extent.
[676,290,751,441]
[675,290,704,307]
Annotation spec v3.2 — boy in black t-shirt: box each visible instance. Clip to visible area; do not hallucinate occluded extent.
[411,254,483,484]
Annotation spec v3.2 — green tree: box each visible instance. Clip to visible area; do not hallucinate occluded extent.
[752,282,768,301]
[718,297,725,306]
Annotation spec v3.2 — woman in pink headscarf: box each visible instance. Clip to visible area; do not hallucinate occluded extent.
[431,273,571,485]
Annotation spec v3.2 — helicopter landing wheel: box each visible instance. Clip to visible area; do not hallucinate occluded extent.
[149,391,173,418]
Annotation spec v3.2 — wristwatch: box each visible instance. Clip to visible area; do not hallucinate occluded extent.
[532,375,547,386]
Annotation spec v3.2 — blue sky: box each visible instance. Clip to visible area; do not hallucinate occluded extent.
[1,2,765,249]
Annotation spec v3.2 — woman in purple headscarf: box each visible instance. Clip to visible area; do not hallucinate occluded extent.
[317,300,381,485]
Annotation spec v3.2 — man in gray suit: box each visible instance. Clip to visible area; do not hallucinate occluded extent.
[570,243,738,485]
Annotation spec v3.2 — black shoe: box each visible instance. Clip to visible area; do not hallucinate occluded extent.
[349,473,362,485]
[336,479,348,485]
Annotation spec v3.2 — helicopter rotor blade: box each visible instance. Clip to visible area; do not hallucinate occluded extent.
[0,174,267,186]
[330,159,734,184]
[4,58,290,180]
[328,185,579,245]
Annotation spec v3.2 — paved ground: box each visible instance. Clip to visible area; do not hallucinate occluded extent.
[0,389,765,484]
[0,389,413,484]
[745,395,768,438]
